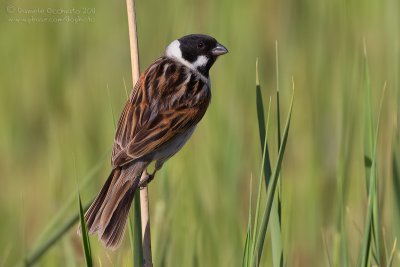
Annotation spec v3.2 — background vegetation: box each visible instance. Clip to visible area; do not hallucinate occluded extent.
[1,0,399,266]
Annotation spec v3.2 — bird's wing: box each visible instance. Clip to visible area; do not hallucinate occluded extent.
[111,57,210,168]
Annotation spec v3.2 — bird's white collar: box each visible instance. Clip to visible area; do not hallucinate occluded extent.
[165,40,209,84]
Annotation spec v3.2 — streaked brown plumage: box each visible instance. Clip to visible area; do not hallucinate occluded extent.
[112,57,211,168]
[82,34,228,249]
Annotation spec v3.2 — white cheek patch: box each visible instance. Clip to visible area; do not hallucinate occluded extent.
[165,40,208,68]
[192,55,208,68]
[165,40,182,60]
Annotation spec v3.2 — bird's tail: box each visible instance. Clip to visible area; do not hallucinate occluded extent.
[81,163,143,250]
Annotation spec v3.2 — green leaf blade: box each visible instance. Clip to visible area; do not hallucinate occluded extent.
[78,194,93,267]
[251,87,294,267]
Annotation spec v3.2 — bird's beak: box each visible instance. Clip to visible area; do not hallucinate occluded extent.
[212,43,228,56]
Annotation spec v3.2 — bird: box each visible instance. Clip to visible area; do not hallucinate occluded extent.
[81,34,228,250]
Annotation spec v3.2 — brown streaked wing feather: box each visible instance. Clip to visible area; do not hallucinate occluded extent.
[111,77,142,161]
[112,57,210,168]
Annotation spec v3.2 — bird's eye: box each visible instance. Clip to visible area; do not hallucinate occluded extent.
[197,42,204,49]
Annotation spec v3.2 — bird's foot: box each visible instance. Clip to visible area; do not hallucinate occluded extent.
[139,172,154,189]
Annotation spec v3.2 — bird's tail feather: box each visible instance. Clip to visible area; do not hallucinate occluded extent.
[84,168,120,235]
[82,164,143,250]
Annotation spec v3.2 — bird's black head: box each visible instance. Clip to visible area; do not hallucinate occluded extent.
[165,34,228,77]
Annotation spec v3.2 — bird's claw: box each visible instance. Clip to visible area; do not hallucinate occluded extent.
[139,173,154,189]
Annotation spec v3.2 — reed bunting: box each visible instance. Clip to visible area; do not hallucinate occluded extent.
[82,34,228,249]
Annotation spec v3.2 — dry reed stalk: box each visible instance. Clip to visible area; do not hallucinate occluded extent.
[126,0,153,266]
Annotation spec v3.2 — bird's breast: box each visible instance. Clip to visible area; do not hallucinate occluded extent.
[152,126,197,161]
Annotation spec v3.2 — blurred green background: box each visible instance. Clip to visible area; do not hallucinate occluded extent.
[1,0,399,266]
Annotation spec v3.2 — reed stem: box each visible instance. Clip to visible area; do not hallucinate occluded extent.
[126,1,153,266]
